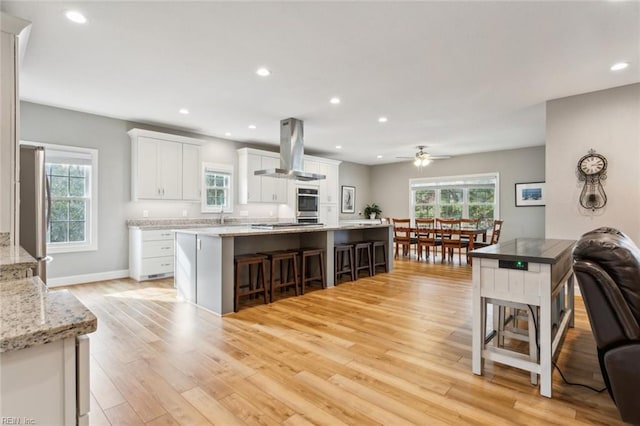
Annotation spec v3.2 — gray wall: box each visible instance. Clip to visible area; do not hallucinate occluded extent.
[546,83,640,242]
[370,146,546,241]
[338,162,372,219]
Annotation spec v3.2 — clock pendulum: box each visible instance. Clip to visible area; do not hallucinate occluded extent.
[577,149,607,211]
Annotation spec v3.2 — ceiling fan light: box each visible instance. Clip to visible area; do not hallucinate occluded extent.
[421,158,431,166]
[414,158,421,167]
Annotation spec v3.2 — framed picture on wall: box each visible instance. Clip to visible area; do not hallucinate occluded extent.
[515,182,546,207]
[341,185,356,213]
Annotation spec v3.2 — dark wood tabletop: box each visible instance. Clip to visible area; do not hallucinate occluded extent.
[468,238,576,264]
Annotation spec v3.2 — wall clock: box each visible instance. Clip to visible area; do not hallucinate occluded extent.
[577,149,607,210]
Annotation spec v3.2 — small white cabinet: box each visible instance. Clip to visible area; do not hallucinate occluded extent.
[129,129,201,201]
[237,148,288,204]
[129,228,175,281]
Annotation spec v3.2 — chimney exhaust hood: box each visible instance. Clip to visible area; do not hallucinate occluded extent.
[254,118,326,181]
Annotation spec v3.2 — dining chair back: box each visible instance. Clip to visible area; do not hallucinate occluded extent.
[490,219,504,244]
[415,218,440,262]
[437,218,469,264]
[392,218,416,258]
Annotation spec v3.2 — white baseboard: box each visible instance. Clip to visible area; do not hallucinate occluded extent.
[47,269,130,287]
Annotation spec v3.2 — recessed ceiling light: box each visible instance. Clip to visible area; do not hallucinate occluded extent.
[224,132,231,137]
[377,155,383,159]
[256,68,271,77]
[330,97,341,105]
[378,116,388,123]
[65,10,87,24]
[610,62,629,71]
[248,124,257,129]
[335,145,342,149]
[178,108,189,115]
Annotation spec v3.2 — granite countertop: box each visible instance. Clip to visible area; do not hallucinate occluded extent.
[469,238,576,264]
[0,276,97,353]
[0,245,38,269]
[174,223,391,237]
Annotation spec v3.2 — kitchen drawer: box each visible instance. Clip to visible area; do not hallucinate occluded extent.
[142,239,174,258]
[142,229,174,242]
[141,256,174,276]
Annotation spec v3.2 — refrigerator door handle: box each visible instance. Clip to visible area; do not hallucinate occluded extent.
[46,175,52,233]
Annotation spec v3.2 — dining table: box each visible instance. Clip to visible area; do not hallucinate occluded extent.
[399,225,490,264]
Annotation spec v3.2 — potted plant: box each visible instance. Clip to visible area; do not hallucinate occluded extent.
[364,203,382,220]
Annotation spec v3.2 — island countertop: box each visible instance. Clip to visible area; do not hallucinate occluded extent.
[174,222,391,237]
[0,276,97,353]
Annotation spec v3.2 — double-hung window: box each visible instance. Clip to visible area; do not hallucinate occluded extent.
[410,173,499,228]
[25,142,99,253]
[201,163,233,213]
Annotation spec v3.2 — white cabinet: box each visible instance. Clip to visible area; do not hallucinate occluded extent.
[129,129,201,201]
[305,156,340,225]
[129,228,175,281]
[237,148,288,204]
[319,204,339,226]
[134,136,182,200]
[318,161,339,204]
[182,143,201,200]
[0,335,90,425]
[174,233,223,313]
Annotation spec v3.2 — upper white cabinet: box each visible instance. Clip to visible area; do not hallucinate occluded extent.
[129,129,201,201]
[182,144,201,201]
[237,148,288,204]
[318,161,339,204]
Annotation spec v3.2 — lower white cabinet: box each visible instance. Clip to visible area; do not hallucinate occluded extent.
[0,336,90,425]
[129,228,175,281]
[175,233,222,313]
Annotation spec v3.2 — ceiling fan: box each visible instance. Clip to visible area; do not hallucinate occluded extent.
[397,146,451,166]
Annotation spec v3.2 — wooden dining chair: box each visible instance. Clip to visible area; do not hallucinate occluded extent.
[474,219,504,248]
[392,218,416,259]
[415,218,441,262]
[437,218,469,264]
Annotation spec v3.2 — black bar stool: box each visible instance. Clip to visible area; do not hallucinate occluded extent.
[335,244,355,284]
[354,242,373,278]
[298,248,326,294]
[369,240,388,275]
[234,254,268,312]
[259,250,299,302]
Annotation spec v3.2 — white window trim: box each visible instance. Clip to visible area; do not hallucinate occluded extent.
[201,162,234,213]
[409,172,500,222]
[21,141,99,254]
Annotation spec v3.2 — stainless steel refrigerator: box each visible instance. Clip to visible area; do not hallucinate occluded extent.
[19,145,51,284]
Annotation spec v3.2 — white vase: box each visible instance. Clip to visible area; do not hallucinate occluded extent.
[369,213,376,219]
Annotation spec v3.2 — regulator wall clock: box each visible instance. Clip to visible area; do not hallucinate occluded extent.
[577,149,607,210]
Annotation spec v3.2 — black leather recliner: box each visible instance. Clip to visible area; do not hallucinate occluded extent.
[572,227,640,425]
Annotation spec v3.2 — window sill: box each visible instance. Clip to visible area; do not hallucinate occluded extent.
[47,243,98,254]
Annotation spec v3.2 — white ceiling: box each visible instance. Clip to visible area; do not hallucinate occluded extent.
[3,1,639,165]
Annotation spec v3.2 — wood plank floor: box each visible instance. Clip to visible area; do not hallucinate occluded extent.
[66,258,624,425]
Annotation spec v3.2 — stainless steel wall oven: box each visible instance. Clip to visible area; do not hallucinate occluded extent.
[296,187,319,223]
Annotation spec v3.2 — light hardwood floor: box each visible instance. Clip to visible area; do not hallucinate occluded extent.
[66,258,624,425]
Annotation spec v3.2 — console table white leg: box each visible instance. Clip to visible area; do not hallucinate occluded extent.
[472,261,484,375]
[540,267,553,397]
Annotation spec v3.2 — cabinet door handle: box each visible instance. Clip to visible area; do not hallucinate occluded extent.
[162,188,165,196]
[157,188,161,195]
[161,263,171,267]
[197,238,202,250]
[161,246,171,250]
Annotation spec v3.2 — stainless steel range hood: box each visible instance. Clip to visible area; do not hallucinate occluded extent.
[254,118,326,181]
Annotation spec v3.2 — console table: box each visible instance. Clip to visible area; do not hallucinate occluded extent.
[469,238,576,398]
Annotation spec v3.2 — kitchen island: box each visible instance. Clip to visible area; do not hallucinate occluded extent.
[174,223,393,315]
